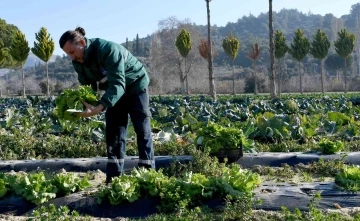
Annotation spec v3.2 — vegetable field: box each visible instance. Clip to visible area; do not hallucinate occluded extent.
[2,93,360,220]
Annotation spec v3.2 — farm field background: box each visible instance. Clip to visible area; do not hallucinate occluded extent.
[1,93,360,220]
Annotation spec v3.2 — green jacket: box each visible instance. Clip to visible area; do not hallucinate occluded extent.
[72,37,149,108]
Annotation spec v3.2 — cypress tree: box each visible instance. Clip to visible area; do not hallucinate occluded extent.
[132,39,136,54]
[289,29,310,94]
[334,29,356,93]
[9,30,30,97]
[136,34,139,55]
[222,31,240,94]
[31,27,55,96]
[309,29,331,93]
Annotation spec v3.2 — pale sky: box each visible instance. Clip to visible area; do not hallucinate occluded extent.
[1,0,359,55]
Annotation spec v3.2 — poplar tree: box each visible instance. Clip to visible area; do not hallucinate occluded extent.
[309,29,331,93]
[274,30,288,95]
[222,31,240,94]
[334,29,356,93]
[31,27,55,96]
[9,30,30,97]
[289,29,310,94]
[175,28,192,94]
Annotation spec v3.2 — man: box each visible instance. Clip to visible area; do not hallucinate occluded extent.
[59,27,155,183]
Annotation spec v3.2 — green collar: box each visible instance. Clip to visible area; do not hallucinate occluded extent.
[83,37,92,63]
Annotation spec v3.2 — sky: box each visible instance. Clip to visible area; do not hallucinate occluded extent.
[1,0,359,56]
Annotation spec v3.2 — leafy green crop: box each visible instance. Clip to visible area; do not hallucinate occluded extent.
[14,172,57,205]
[196,122,245,154]
[96,175,140,205]
[95,167,261,212]
[55,85,99,121]
[335,165,360,192]
[318,138,344,154]
[0,171,93,206]
[30,204,83,220]
[0,178,8,198]
[51,173,91,196]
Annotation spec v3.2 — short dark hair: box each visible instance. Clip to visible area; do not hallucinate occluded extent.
[59,27,86,49]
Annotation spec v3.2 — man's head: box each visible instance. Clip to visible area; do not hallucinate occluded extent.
[59,27,86,63]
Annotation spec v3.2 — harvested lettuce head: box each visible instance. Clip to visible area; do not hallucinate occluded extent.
[55,85,99,121]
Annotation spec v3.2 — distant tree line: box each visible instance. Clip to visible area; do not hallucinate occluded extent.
[0,3,359,96]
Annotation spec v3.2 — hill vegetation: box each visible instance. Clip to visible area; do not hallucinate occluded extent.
[0,3,359,95]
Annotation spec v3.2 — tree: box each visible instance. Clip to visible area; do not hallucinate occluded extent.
[325,53,353,72]
[0,40,4,63]
[0,19,20,69]
[269,0,277,99]
[31,27,55,96]
[9,30,30,97]
[152,17,204,95]
[289,29,310,94]
[222,31,240,94]
[334,29,356,93]
[175,28,192,94]
[136,34,139,55]
[309,29,331,93]
[205,0,216,99]
[132,39,136,54]
[198,38,213,59]
[0,41,4,96]
[247,43,261,95]
[274,30,288,95]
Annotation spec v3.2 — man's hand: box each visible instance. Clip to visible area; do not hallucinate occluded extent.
[77,102,105,118]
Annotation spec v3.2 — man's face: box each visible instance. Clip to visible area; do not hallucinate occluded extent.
[62,40,86,63]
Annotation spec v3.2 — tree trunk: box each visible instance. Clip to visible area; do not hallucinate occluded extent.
[46,62,50,96]
[299,62,303,94]
[185,74,189,95]
[320,59,325,93]
[22,67,25,97]
[232,59,235,94]
[184,58,189,94]
[177,60,186,94]
[269,0,276,99]
[254,61,258,95]
[344,58,348,93]
[206,0,216,99]
[278,58,282,96]
[358,48,360,76]
[180,73,186,94]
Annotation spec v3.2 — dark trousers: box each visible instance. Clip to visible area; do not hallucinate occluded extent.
[105,88,155,179]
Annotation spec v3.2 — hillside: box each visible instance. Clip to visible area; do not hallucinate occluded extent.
[24,52,57,68]
[0,4,360,95]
